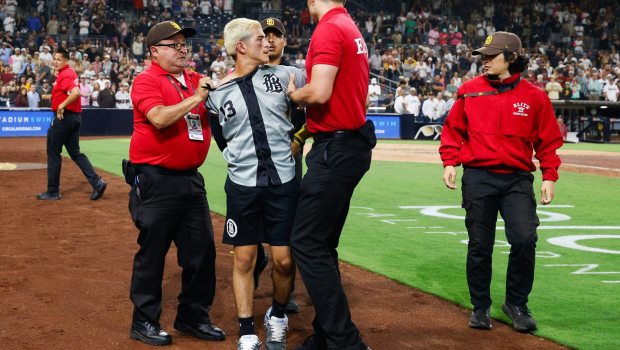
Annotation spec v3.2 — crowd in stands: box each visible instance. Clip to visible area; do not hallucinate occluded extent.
[356,0,620,118]
[0,0,619,114]
[0,0,236,109]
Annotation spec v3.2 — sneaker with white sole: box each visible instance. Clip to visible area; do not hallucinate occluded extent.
[238,334,261,350]
[264,307,288,350]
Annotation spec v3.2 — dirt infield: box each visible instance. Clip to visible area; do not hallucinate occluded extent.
[3,137,606,350]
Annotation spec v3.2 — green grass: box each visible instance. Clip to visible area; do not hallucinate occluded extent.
[375,139,620,153]
[80,138,620,350]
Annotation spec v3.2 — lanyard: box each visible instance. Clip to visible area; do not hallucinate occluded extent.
[166,74,199,114]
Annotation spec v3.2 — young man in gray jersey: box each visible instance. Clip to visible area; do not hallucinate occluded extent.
[204,18,305,350]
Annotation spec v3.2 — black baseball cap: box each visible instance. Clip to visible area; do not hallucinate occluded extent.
[146,21,196,47]
[260,18,286,35]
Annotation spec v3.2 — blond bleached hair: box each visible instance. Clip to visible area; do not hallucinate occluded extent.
[224,18,262,57]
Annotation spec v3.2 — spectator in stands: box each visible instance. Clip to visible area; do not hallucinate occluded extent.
[294,52,305,69]
[0,86,10,107]
[431,74,445,94]
[10,48,24,74]
[422,92,441,121]
[79,76,92,107]
[97,81,115,108]
[436,92,447,121]
[27,85,40,108]
[588,71,604,101]
[369,48,382,74]
[393,88,406,114]
[39,45,53,65]
[132,33,146,61]
[444,91,456,115]
[90,81,101,107]
[102,54,113,75]
[3,14,16,35]
[561,82,572,100]
[27,12,43,33]
[46,15,59,36]
[404,87,421,116]
[94,72,109,91]
[368,78,381,107]
[545,75,562,100]
[115,82,131,109]
[209,55,226,74]
[79,15,90,36]
[38,80,52,108]
[602,75,619,102]
[14,86,28,107]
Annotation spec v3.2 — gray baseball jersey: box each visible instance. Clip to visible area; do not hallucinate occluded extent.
[206,65,306,187]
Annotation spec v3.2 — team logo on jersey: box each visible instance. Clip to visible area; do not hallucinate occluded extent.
[513,102,530,117]
[263,74,283,93]
[226,219,238,238]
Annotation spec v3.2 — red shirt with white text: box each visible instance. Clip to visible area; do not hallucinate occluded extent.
[305,7,369,133]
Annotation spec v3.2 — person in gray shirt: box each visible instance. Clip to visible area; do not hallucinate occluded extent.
[204,18,304,350]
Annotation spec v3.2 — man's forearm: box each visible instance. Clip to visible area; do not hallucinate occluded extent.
[146,94,204,130]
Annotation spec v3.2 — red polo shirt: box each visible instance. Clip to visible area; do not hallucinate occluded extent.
[52,65,81,112]
[305,7,369,133]
[129,61,211,170]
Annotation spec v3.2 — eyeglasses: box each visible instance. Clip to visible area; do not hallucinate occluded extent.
[154,42,190,52]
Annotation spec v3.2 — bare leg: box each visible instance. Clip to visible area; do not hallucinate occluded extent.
[270,246,294,305]
[232,245,258,318]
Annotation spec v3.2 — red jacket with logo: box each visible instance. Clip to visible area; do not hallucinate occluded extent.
[439,73,563,181]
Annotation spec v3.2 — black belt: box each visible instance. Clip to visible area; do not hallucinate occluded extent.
[135,164,197,176]
[313,130,360,143]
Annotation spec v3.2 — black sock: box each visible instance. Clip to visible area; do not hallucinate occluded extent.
[239,317,255,336]
[271,299,287,318]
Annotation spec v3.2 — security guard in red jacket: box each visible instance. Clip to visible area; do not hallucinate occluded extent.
[439,32,563,333]
[127,21,225,346]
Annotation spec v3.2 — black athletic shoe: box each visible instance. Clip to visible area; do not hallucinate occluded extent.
[36,192,61,200]
[130,320,172,346]
[502,302,537,332]
[90,178,107,200]
[468,308,492,330]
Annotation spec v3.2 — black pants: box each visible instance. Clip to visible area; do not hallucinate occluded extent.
[46,112,99,193]
[291,136,371,350]
[461,168,539,310]
[129,170,217,326]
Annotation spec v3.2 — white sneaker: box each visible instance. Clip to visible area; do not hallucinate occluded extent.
[237,334,261,350]
[264,307,288,350]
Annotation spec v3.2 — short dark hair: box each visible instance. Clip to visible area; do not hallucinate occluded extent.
[504,50,528,74]
[55,48,70,60]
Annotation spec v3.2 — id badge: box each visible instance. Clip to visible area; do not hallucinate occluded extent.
[185,113,204,141]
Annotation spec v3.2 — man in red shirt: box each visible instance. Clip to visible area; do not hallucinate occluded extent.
[36,48,106,201]
[287,1,374,349]
[126,21,224,346]
[439,32,563,332]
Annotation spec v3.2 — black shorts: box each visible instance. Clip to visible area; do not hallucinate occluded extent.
[223,177,298,246]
